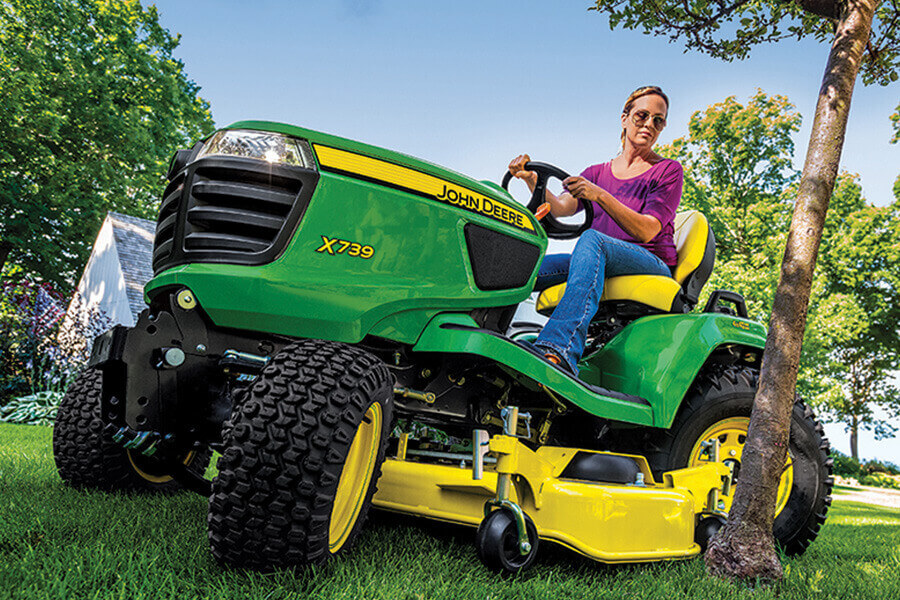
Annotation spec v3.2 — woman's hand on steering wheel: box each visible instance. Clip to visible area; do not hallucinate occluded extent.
[501,159,595,240]
[508,154,538,188]
[563,176,603,205]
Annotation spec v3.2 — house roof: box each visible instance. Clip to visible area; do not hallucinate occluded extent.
[108,212,156,319]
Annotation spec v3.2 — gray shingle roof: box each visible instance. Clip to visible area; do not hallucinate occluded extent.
[108,212,155,320]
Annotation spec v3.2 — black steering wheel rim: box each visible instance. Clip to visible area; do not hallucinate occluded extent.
[501,162,594,240]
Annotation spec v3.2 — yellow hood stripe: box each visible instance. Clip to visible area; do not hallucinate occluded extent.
[314,145,535,233]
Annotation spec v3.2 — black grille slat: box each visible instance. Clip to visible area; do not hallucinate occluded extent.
[156,213,178,239]
[184,232,271,253]
[153,238,173,265]
[192,181,297,209]
[159,186,183,216]
[195,164,304,192]
[187,206,284,233]
[152,155,319,275]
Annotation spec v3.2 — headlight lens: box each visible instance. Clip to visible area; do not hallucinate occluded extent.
[197,129,316,168]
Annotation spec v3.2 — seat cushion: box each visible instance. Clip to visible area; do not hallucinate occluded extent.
[536,275,682,315]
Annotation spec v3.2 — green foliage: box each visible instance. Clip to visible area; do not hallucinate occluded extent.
[832,449,863,478]
[662,92,900,450]
[824,450,900,489]
[590,0,900,85]
[809,181,900,446]
[660,91,800,320]
[892,102,899,144]
[859,472,900,490]
[0,391,61,425]
[0,0,214,286]
[863,458,900,476]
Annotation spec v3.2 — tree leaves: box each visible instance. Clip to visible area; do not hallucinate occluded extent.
[892,101,900,143]
[0,0,215,286]
[590,0,900,86]
[665,92,900,450]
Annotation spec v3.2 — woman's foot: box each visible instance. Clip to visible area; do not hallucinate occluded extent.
[535,345,576,376]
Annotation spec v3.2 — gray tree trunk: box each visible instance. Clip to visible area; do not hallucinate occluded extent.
[705,0,879,583]
[850,415,859,461]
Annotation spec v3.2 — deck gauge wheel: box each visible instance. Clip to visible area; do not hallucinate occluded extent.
[475,508,540,573]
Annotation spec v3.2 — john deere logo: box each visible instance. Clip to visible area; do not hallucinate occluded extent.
[732,320,751,331]
[436,184,528,230]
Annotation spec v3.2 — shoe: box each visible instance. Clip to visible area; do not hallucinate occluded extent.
[536,346,576,376]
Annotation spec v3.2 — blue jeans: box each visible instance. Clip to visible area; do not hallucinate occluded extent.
[534,230,671,373]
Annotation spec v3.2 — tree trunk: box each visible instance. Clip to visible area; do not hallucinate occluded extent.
[705,0,878,584]
[0,240,11,276]
[850,414,859,461]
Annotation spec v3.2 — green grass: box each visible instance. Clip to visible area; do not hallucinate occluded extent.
[2,423,899,600]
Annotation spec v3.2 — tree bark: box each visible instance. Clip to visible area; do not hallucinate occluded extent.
[705,0,878,584]
[850,415,859,461]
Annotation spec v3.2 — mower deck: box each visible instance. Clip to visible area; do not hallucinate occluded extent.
[373,421,731,566]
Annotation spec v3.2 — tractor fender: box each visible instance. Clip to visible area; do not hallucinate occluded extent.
[579,313,766,428]
[413,313,657,426]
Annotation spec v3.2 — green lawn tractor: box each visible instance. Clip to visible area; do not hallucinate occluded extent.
[53,123,832,573]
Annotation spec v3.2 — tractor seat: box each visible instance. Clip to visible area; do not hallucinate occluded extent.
[535,210,715,316]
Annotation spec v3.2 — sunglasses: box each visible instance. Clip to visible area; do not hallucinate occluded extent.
[631,109,666,131]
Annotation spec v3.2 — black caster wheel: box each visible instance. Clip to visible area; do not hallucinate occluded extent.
[475,508,540,573]
[695,514,727,552]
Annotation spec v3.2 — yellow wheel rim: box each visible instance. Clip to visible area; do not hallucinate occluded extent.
[328,401,383,553]
[688,417,793,517]
[127,450,196,484]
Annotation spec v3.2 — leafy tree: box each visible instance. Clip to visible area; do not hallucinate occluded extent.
[591,0,898,581]
[0,0,214,286]
[809,178,900,460]
[664,91,799,319]
[668,95,900,460]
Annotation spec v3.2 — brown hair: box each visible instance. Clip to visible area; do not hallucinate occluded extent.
[620,85,669,145]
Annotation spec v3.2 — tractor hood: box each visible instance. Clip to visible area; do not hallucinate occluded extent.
[146,121,547,345]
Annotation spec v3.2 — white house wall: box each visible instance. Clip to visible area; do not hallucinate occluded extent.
[68,218,135,329]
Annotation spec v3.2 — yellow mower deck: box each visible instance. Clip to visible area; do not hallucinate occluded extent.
[372,432,731,564]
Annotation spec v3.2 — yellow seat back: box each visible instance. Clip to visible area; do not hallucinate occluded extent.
[672,210,711,286]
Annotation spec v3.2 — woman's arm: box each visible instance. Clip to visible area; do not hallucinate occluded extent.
[563,176,661,243]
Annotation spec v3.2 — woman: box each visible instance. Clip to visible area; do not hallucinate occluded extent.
[509,85,683,375]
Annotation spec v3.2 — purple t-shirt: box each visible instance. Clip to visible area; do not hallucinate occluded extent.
[575,159,683,266]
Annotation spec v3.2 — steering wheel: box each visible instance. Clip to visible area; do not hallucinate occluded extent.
[501,162,594,240]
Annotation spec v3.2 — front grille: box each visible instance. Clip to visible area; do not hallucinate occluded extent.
[153,156,318,274]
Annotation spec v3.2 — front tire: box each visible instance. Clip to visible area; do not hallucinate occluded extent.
[647,365,832,555]
[207,339,394,570]
[53,369,209,493]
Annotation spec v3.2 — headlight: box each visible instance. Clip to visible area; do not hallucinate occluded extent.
[197,129,316,168]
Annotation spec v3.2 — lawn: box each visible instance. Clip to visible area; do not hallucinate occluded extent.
[1,423,899,600]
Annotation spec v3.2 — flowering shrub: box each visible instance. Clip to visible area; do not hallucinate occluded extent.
[0,273,111,409]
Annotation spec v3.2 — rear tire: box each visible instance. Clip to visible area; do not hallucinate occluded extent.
[207,339,394,570]
[646,365,832,555]
[53,369,210,493]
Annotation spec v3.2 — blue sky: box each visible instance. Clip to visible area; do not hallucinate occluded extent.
[148,0,900,463]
